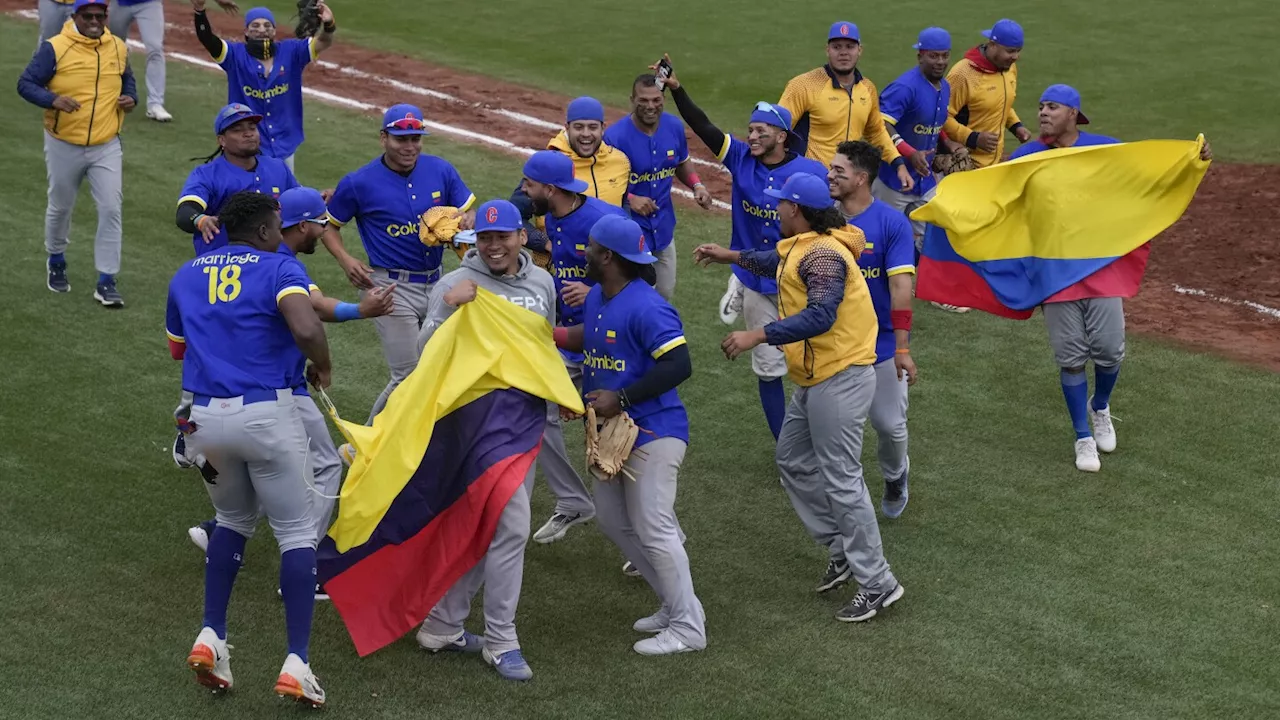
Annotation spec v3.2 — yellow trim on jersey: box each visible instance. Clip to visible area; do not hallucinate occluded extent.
[887,265,916,276]
[308,284,321,293]
[178,195,208,210]
[307,36,318,61]
[459,194,477,211]
[213,39,228,65]
[881,113,900,125]
[715,133,733,162]
[324,213,346,228]
[276,286,310,303]
[166,330,185,344]
[652,336,687,359]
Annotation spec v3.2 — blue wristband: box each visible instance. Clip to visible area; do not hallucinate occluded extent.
[334,302,361,322]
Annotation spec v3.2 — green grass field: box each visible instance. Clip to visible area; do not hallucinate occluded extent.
[1,3,1278,718]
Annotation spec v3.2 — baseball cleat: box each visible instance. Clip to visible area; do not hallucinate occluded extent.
[274,653,325,707]
[46,258,70,293]
[275,583,329,601]
[718,273,745,325]
[146,105,173,122]
[835,583,905,623]
[94,279,124,308]
[416,627,484,653]
[338,443,356,467]
[622,560,642,577]
[187,520,215,553]
[187,626,233,691]
[1074,437,1101,472]
[816,559,851,593]
[632,610,669,634]
[882,459,910,519]
[930,302,970,313]
[1088,396,1117,453]
[483,648,533,681]
[532,511,594,544]
[633,629,696,656]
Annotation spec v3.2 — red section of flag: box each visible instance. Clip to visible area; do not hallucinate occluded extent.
[915,255,1034,320]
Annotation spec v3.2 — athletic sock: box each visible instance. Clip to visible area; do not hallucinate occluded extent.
[203,527,247,640]
[1092,364,1120,411]
[758,378,785,440]
[280,547,317,663]
[49,253,65,266]
[1060,370,1091,439]
[97,272,114,286]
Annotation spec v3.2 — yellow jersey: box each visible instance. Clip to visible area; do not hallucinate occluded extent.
[942,46,1022,168]
[777,66,900,167]
[43,22,130,146]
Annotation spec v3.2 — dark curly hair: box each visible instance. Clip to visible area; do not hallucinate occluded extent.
[220,191,280,243]
[799,204,848,235]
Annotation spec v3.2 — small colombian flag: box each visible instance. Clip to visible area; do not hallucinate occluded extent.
[431,191,442,199]
[666,149,675,158]
[605,330,616,344]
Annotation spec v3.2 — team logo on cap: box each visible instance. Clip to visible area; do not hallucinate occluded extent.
[638,233,647,252]
[486,206,499,223]
[840,24,849,36]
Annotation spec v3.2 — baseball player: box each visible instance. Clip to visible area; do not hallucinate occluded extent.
[412,199,554,682]
[776,20,912,191]
[830,141,918,523]
[177,103,298,256]
[942,19,1031,169]
[518,150,626,545]
[167,191,331,706]
[190,0,337,170]
[107,0,171,121]
[1007,84,1213,472]
[658,55,827,442]
[554,215,707,657]
[19,0,136,307]
[321,104,476,423]
[694,172,905,623]
[36,0,74,44]
[603,74,713,300]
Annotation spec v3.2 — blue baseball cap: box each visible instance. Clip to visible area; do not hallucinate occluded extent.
[750,101,793,133]
[982,19,1024,49]
[214,103,262,135]
[474,199,524,233]
[73,0,107,11]
[244,7,275,27]
[589,215,656,265]
[914,27,951,51]
[1040,84,1090,125]
[763,173,833,211]
[278,187,328,228]
[828,21,859,42]
[522,150,589,193]
[566,97,605,124]
[382,104,428,136]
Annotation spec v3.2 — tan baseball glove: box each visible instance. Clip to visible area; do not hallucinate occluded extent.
[933,149,978,176]
[585,406,640,481]
[419,206,469,260]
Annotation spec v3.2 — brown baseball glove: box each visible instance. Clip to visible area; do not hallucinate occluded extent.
[419,206,470,260]
[933,149,978,176]
[293,0,322,38]
[585,406,640,481]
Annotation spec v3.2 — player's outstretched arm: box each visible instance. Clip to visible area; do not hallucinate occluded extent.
[320,226,373,289]
[192,2,227,60]
[314,1,336,55]
[655,55,729,156]
[309,283,394,323]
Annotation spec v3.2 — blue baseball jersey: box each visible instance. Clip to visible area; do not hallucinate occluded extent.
[326,155,476,273]
[178,155,298,256]
[1009,131,1120,159]
[582,279,690,447]
[165,245,311,398]
[546,196,627,341]
[877,68,950,196]
[847,200,917,363]
[215,38,314,159]
[718,136,828,295]
[603,113,690,253]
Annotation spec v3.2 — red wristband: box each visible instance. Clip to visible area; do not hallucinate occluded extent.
[685,172,702,188]
[890,309,913,331]
[168,338,186,360]
[895,140,916,158]
[553,326,569,349]
[939,131,950,143]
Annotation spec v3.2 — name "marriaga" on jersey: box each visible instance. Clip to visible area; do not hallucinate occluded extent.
[191,251,263,266]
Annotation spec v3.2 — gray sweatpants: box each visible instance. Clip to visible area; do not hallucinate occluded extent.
[777,364,896,593]
[868,358,909,483]
[537,360,594,517]
[594,437,706,649]
[186,390,317,553]
[107,0,165,108]
[423,465,535,655]
[365,268,435,422]
[296,395,342,541]
[1042,297,1126,370]
[44,133,123,276]
[654,244,677,301]
[742,288,787,379]
[37,0,73,44]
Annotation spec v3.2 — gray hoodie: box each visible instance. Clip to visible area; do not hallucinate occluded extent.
[417,248,557,352]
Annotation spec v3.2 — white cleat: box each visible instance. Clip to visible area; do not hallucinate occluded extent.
[146,105,173,122]
[187,525,210,553]
[1088,396,1117,453]
[633,629,697,656]
[931,301,970,313]
[1074,437,1101,473]
[719,273,744,325]
[187,626,233,691]
[275,653,325,708]
[632,611,669,634]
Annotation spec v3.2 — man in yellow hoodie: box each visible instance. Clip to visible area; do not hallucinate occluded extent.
[19,0,137,307]
[693,172,904,625]
[941,19,1033,168]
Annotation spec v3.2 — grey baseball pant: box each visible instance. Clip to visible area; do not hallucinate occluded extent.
[868,358,909,483]
[741,288,787,379]
[537,360,594,517]
[872,179,936,249]
[653,244,677,301]
[364,268,435,422]
[296,395,342,541]
[44,133,123,276]
[186,390,317,553]
[593,437,706,649]
[107,0,165,108]
[1043,298,1126,370]
[37,0,73,44]
[282,154,295,173]
[777,364,897,593]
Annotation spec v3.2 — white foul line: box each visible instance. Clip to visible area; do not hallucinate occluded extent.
[1172,285,1280,320]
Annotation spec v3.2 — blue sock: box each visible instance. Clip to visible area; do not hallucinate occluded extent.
[1060,370,1091,439]
[203,527,247,640]
[49,253,65,265]
[758,378,785,440]
[97,272,114,286]
[1092,364,1120,411]
[280,547,317,663]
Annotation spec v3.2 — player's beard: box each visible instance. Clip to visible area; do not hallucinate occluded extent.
[529,195,550,216]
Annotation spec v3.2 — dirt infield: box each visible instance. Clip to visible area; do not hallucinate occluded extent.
[11,1,1279,370]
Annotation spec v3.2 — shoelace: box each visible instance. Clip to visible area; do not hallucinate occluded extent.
[851,591,870,607]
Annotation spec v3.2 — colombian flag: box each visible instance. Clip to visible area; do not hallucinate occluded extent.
[314,289,584,656]
[911,136,1211,318]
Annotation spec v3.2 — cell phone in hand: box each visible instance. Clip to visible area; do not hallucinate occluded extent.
[655,58,673,89]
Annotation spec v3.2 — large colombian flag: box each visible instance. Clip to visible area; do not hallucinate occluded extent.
[313,289,584,657]
[911,136,1212,319]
